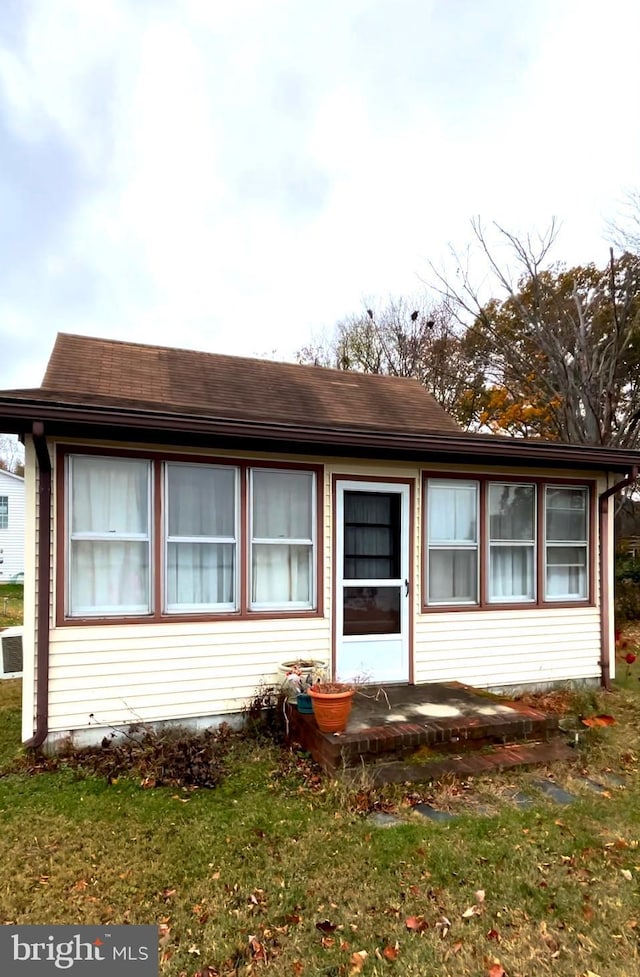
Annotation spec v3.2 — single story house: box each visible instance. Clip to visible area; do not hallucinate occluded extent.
[0,467,25,582]
[0,333,638,752]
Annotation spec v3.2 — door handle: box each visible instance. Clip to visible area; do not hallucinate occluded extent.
[404,579,409,597]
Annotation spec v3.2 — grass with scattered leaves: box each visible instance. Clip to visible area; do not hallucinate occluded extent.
[0,582,23,628]
[0,654,639,976]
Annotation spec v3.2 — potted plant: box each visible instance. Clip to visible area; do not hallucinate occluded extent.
[278,660,327,708]
[308,680,355,733]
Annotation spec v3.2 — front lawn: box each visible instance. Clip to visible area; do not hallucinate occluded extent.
[0,582,23,628]
[0,662,638,976]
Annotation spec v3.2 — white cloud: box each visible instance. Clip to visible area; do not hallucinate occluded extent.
[1,0,640,390]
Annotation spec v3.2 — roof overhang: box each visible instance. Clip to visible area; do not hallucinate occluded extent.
[2,396,640,473]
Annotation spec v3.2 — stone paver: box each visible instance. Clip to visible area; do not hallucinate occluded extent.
[412,803,457,823]
[368,812,404,828]
[531,779,577,805]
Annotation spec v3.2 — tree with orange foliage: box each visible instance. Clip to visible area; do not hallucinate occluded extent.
[434,221,640,445]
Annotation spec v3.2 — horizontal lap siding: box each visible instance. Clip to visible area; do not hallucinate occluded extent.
[47,618,330,730]
[414,608,601,689]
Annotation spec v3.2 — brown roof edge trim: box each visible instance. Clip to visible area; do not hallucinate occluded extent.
[24,422,51,751]
[598,467,639,690]
[2,399,640,469]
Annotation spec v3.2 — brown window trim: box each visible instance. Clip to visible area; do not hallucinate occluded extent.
[55,445,324,626]
[421,471,597,612]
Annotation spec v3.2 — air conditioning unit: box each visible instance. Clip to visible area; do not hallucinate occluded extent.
[0,627,23,678]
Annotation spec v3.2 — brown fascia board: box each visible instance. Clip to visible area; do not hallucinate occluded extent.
[1,396,640,473]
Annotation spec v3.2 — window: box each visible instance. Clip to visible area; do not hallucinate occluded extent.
[0,496,7,530]
[165,463,238,612]
[68,456,152,616]
[424,476,590,608]
[64,454,319,620]
[250,469,315,609]
[545,486,588,600]
[426,480,478,604]
[488,483,535,602]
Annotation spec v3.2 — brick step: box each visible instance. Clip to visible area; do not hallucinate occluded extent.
[286,706,560,774]
[356,738,576,786]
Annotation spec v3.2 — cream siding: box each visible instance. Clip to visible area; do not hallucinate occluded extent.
[0,468,25,580]
[414,608,601,690]
[26,437,618,746]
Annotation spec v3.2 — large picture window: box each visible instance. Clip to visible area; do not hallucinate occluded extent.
[64,454,319,621]
[425,476,591,608]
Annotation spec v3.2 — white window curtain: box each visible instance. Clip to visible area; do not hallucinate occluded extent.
[427,481,478,604]
[165,464,237,611]
[488,483,535,602]
[545,487,588,599]
[69,456,151,615]
[250,469,314,607]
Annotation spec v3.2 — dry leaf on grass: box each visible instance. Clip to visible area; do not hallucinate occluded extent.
[405,915,428,932]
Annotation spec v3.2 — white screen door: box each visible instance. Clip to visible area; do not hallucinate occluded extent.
[335,480,410,683]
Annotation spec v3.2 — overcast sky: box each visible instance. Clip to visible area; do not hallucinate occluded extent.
[1,0,639,390]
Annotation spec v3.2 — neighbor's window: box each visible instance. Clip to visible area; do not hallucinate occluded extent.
[0,496,7,530]
[427,480,479,604]
[250,469,315,609]
[165,463,238,612]
[545,486,588,600]
[488,483,536,602]
[68,456,152,616]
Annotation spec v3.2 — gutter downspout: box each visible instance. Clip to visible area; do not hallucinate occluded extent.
[599,466,638,690]
[24,422,52,750]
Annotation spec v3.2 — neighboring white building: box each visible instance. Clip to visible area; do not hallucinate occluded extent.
[0,468,24,582]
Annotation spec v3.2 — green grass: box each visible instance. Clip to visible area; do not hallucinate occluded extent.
[0,582,23,628]
[0,668,639,977]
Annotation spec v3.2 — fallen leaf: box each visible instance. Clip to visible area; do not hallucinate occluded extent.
[405,915,428,932]
[462,905,482,919]
[475,889,486,903]
[383,944,399,961]
[451,941,463,954]
[162,887,177,900]
[292,963,304,977]
[581,715,616,727]
[349,950,368,974]
[248,937,266,962]
[487,928,500,942]
[320,936,335,949]
[316,919,337,933]
[487,963,506,977]
[621,869,633,881]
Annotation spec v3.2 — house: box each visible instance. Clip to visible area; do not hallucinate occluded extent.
[0,467,25,583]
[0,332,639,752]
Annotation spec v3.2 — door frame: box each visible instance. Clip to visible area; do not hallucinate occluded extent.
[332,474,414,683]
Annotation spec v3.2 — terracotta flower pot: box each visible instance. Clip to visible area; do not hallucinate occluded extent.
[309,684,355,733]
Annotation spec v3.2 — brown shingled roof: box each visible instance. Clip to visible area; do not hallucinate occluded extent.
[39,333,461,435]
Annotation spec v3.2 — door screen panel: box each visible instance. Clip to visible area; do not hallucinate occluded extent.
[343,492,400,580]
